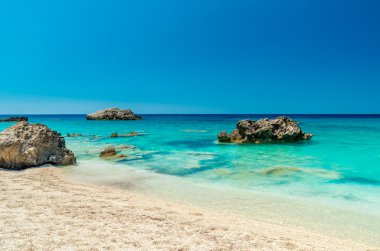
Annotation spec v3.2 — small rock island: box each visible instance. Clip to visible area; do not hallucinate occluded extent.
[218,116,313,144]
[86,108,143,120]
[0,122,76,169]
[0,116,28,122]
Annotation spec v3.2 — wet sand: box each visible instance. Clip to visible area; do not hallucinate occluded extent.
[0,167,377,250]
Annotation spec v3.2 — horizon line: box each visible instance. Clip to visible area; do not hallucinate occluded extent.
[1,113,380,116]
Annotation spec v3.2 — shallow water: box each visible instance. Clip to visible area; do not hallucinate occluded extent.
[1,114,380,244]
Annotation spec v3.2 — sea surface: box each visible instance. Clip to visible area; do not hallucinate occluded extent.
[1,114,380,244]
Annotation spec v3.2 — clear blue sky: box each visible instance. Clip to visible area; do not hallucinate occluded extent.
[0,0,379,114]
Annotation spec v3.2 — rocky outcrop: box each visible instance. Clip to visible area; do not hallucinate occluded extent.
[218,116,313,144]
[0,116,28,122]
[86,108,142,120]
[0,122,76,169]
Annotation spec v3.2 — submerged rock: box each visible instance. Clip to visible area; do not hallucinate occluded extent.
[99,147,117,158]
[99,147,128,159]
[67,133,83,137]
[217,116,313,144]
[86,108,142,120]
[118,145,135,149]
[110,132,144,138]
[0,116,28,122]
[259,167,341,179]
[0,122,76,169]
[261,167,302,176]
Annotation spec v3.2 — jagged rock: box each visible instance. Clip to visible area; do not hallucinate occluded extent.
[86,108,142,120]
[217,116,313,144]
[0,116,28,122]
[217,131,232,143]
[0,122,76,169]
[303,133,313,140]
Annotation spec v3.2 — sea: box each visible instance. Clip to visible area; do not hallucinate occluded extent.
[1,114,380,245]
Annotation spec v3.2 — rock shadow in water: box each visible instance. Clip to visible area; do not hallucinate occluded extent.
[331,176,380,186]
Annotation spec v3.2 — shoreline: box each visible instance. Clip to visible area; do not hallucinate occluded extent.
[65,160,380,247]
[1,167,377,250]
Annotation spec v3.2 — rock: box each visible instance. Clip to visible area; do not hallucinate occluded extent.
[0,122,76,169]
[303,133,313,140]
[259,167,342,179]
[110,132,144,138]
[0,116,28,122]
[261,167,301,176]
[127,132,138,136]
[86,108,142,120]
[217,131,231,143]
[99,147,118,158]
[67,133,83,137]
[99,147,128,159]
[118,145,135,149]
[230,129,243,143]
[217,116,313,144]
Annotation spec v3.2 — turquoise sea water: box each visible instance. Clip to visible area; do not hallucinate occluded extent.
[1,114,380,243]
[1,114,380,205]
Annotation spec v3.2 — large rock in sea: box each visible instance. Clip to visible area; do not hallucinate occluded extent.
[0,116,28,122]
[217,116,313,144]
[0,122,76,169]
[86,108,142,120]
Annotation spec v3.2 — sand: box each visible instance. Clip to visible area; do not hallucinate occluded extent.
[0,167,377,251]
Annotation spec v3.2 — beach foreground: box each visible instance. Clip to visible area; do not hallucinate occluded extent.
[0,167,376,250]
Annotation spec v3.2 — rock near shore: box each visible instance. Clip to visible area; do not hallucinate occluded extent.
[218,116,313,144]
[0,122,76,169]
[86,108,142,120]
[99,147,128,159]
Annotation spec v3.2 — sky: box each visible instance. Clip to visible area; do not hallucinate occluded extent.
[0,0,379,114]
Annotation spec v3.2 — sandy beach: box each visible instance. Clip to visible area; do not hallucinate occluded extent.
[0,167,377,250]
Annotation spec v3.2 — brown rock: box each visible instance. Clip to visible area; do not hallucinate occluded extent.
[217,131,231,143]
[217,116,313,144]
[67,133,83,137]
[0,116,28,122]
[86,108,142,120]
[0,122,76,169]
[99,147,118,158]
